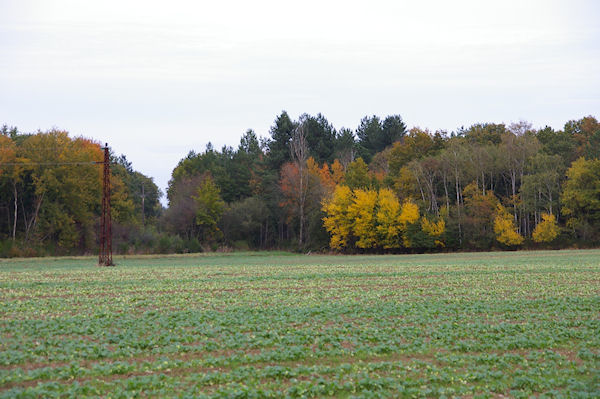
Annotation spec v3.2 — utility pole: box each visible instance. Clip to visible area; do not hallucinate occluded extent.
[98,143,114,266]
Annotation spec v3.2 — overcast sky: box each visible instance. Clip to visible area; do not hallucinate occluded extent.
[1,0,599,204]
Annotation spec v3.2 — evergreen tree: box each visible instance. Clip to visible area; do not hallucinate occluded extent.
[267,111,295,170]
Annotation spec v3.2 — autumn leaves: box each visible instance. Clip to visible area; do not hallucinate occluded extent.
[322,183,558,251]
[322,186,445,251]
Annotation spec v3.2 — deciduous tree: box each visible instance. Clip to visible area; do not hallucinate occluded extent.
[194,175,225,243]
[345,158,370,190]
[398,198,420,248]
[376,188,401,248]
[322,185,354,249]
[532,213,559,243]
[561,157,600,240]
[493,204,524,246]
[349,188,378,249]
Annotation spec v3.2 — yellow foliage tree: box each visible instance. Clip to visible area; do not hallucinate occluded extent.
[306,157,319,177]
[421,216,446,246]
[19,131,105,248]
[376,188,401,248]
[322,185,354,249]
[330,159,345,185]
[349,188,378,249]
[393,166,419,200]
[399,199,420,247]
[493,204,524,246]
[532,213,559,243]
[399,199,419,225]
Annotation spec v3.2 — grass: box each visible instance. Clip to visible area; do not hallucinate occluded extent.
[0,250,599,398]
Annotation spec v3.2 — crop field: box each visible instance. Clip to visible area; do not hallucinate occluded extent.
[0,250,599,398]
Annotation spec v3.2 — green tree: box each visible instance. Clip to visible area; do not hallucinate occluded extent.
[220,196,269,249]
[112,154,162,226]
[299,113,336,164]
[0,135,20,241]
[194,175,225,243]
[230,129,264,201]
[521,153,563,219]
[381,115,407,146]
[267,111,295,170]
[19,131,103,251]
[356,115,407,163]
[345,158,370,190]
[461,123,506,145]
[356,115,382,163]
[499,130,540,228]
[462,182,499,248]
[168,138,264,204]
[334,127,356,167]
[536,126,576,164]
[561,157,600,240]
[163,175,204,240]
[0,124,19,138]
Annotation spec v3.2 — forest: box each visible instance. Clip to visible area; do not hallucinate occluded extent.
[1,112,599,256]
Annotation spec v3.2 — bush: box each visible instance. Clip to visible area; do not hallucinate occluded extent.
[184,237,202,253]
[157,235,173,254]
[0,240,12,258]
[0,240,45,258]
[233,240,250,251]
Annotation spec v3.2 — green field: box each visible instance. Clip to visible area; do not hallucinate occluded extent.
[1,250,599,398]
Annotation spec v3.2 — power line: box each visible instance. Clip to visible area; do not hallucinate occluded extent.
[0,141,115,267]
[0,161,102,166]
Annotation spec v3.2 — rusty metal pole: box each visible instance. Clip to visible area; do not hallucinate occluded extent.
[99,143,114,266]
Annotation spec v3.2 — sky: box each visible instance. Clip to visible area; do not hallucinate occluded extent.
[1,0,599,205]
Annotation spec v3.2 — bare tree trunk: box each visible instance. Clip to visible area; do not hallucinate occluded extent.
[425,175,438,215]
[443,172,450,211]
[519,170,525,234]
[12,183,17,241]
[455,171,460,206]
[454,171,462,243]
[481,171,486,196]
[264,219,268,249]
[25,193,44,242]
[511,170,517,222]
[414,173,426,205]
[290,124,308,248]
[299,177,304,247]
[6,206,10,236]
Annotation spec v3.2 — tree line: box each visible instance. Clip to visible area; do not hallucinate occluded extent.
[1,112,599,256]
[164,112,600,252]
[0,127,162,257]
